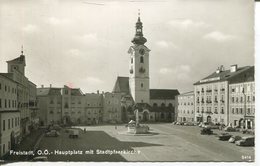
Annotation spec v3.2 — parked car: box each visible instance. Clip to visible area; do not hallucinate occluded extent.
[69,129,79,138]
[45,130,60,137]
[32,156,48,161]
[204,123,219,129]
[218,133,232,141]
[235,136,254,146]
[228,135,242,143]
[200,128,213,135]
[183,122,195,126]
[224,126,236,132]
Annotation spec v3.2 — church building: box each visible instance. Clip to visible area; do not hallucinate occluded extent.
[112,13,179,123]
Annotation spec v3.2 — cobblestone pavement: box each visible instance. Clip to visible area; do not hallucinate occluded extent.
[37,123,254,162]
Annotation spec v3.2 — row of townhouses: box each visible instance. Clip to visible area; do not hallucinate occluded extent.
[0,52,37,157]
[177,65,255,130]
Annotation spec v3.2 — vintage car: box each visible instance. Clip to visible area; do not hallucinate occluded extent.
[45,130,60,137]
[218,133,232,141]
[200,128,213,135]
[183,122,195,126]
[228,135,242,143]
[235,136,254,146]
[224,126,236,132]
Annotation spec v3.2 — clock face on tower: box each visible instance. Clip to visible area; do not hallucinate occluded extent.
[139,48,145,55]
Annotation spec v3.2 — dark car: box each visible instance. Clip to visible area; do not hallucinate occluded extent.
[235,136,254,146]
[218,133,232,141]
[200,128,213,135]
[45,130,60,137]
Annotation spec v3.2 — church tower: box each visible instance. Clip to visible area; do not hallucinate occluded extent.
[128,12,150,104]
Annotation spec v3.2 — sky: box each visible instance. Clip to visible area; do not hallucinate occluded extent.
[0,0,254,94]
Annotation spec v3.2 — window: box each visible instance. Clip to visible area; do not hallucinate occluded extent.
[49,110,54,114]
[232,108,234,114]
[8,119,10,129]
[140,56,144,63]
[221,107,224,114]
[236,108,239,114]
[131,58,133,64]
[64,103,69,108]
[0,98,1,108]
[247,108,251,114]
[3,144,5,154]
[240,108,243,114]
[3,120,5,131]
[197,107,199,113]
[15,118,17,127]
[12,118,14,128]
[141,83,143,88]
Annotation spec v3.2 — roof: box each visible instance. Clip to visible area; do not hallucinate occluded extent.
[0,73,16,83]
[178,91,194,96]
[112,76,130,94]
[194,66,254,85]
[37,88,61,96]
[71,89,84,96]
[7,55,26,65]
[150,89,180,100]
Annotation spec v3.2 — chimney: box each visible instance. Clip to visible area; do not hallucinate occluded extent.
[41,85,44,88]
[50,84,52,88]
[230,64,237,73]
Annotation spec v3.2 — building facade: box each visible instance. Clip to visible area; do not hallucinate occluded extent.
[229,82,255,129]
[6,54,31,136]
[103,92,122,123]
[194,65,254,126]
[0,74,20,157]
[177,91,195,122]
[37,85,104,126]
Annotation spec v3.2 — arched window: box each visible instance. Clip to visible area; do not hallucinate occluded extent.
[161,103,165,107]
[140,56,144,63]
[131,58,133,64]
[141,83,143,88]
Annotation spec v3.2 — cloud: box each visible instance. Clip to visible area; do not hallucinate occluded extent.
[159,67,173,74]
[168,19,209,29]
[156,40,177,49]
[86,77,103,84]
[203,31,236,42]
[47,17,70,25]
[159,65,191,81]
[22,24,39,33]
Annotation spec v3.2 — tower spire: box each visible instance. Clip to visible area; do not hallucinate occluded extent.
[138,9,140,22]
[21,45,24,55]
[131,10,147,45]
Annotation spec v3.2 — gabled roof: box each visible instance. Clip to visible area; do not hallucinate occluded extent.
[112,76,130,94]
[150,89,180,100]
[7,55,26,65]
[194,66,254,85]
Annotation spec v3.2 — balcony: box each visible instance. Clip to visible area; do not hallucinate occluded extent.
[206,90,212,93]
